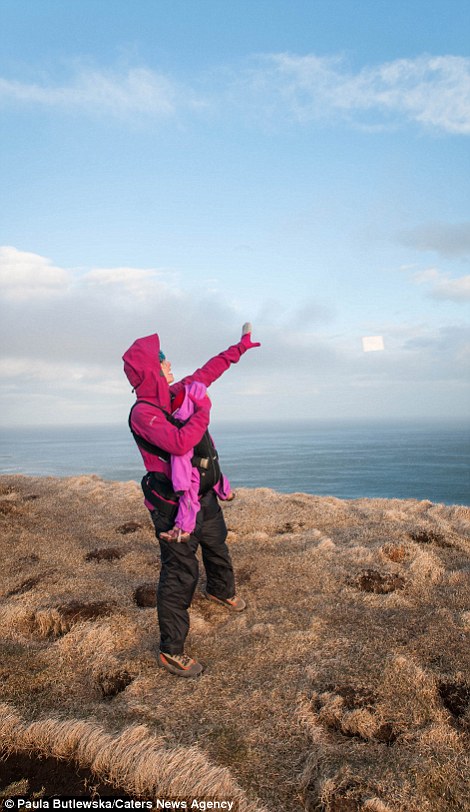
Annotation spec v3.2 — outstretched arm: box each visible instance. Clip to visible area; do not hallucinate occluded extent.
[171,323,260,393]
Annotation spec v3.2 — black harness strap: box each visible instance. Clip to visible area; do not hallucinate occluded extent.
[128,400,185,462]
[129,399,221,493]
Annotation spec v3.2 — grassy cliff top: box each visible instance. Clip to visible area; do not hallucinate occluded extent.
[0,475,469,812]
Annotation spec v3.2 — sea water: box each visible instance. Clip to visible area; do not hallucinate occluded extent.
[0,420,468,506]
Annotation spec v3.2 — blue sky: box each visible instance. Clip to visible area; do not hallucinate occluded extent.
[0,0,469,425]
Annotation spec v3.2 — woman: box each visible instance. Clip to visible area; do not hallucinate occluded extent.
[123,324,260,677]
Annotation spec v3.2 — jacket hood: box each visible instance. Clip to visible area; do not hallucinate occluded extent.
[122,333,171,409]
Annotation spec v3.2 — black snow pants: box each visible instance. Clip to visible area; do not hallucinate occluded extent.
[151,490,235,654]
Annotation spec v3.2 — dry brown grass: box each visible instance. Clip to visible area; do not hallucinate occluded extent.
[0,474,469,811]
[0,703,260,807]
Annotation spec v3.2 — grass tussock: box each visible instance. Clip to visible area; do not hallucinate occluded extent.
[0,703,260,808]
[0,474,469,811]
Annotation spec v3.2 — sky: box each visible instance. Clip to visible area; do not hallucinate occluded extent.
[0,0,469,425]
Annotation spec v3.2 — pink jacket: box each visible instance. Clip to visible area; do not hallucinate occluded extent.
[122,333,248,481]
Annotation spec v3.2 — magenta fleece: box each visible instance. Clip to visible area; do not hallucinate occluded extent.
[122,332,248,479]
[171,382,232,532]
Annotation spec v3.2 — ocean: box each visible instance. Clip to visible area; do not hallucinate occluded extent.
[0,420,468,506]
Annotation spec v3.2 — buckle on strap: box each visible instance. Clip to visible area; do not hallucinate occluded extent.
[192,455,210,469]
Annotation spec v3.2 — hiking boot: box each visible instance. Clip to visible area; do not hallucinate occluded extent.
[158,651,204,678]
[203,592,246,612]
[159,527,191,542]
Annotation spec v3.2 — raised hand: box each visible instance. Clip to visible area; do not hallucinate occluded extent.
[240,322,261,349]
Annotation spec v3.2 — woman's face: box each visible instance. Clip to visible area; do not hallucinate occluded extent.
[160,359,174,384]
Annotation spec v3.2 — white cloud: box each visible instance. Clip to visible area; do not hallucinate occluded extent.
[82,266,177,302]
[0,356,128,407]
[0,67,194,118]
[1,246,469,425]
[0,246,242,368]
[413,268,470,301]
[0,246,72,300]
[413,268,441,284]
[0,356,108,383]
[434,276,470,301]
[234,381,272,397]
[1,53,469,133]
[0,357,68,380]
[242,53,470,133]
